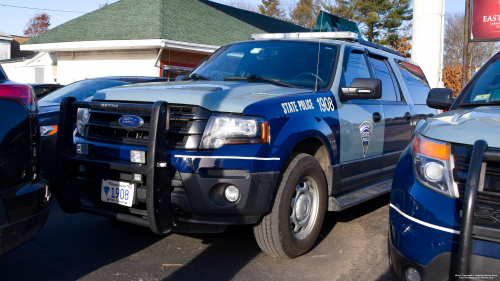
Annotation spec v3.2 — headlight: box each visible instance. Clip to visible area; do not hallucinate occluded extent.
[76,97,93,136]
[199,114,269,149]
[411,133,458,198]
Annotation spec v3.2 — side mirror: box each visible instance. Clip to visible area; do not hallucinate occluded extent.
[339,78,382,102]
[426,88,455,110]
[175,75,185,81]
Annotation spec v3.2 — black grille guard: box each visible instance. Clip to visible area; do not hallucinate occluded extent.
[55,97,173,235]
[457,140,500,275]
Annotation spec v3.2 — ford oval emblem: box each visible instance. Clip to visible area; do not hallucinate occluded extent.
[118,115,144,128]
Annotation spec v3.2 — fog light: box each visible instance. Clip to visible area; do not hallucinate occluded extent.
[424,162,444,182]
[130,150,146,164]
[133,173,142,182]
[404,267,421,281]
[225,185,240,202]
[76,143,89,155]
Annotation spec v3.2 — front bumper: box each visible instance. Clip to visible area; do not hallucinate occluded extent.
[0,179,51,257]
[390,237,500,281]
[73,158,279,226]
[390,142,500,280]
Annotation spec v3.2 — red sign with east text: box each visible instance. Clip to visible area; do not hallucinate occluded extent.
[471,0,500,41]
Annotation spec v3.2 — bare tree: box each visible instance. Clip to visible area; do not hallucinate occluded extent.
[24,13,51,38]
[99,1,109,8]
[444,12,498,73]
[226,1,260,13]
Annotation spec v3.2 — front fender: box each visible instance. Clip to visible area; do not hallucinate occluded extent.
[273,115,337,167]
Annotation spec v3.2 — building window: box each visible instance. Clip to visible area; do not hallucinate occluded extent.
[162,65,193,81]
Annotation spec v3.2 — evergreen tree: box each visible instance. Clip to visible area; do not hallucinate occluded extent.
[323,0,412,45]
[290,0,322,29]
[259,0,286,20]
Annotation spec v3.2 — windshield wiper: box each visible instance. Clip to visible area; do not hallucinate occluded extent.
[182,73,212,81]
[223,74,295,88]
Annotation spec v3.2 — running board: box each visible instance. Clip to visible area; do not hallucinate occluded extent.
[328,179,392,211]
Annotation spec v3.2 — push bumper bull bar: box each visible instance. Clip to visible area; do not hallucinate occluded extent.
[457,140,500,275]
[55,97,174,234]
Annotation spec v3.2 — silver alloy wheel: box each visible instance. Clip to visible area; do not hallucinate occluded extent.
[290,176,320,239]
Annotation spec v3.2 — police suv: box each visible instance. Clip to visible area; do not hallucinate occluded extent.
[56,32,435,258]
[389,51,500,280]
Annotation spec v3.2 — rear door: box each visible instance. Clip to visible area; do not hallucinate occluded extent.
[367,53,413,177]
[336,47,384,191]
[395,60,436,124]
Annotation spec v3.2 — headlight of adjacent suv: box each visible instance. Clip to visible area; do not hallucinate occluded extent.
[411,133,458,198]
[76,97,93,136]
[199,113,269,149]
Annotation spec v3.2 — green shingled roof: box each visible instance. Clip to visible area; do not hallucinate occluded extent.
[24,0,309,46]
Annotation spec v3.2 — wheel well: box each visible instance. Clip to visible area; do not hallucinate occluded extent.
[290,138,330,176]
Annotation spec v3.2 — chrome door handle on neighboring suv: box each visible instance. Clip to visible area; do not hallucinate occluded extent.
[372,112,382,123]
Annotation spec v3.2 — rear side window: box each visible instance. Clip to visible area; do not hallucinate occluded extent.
[344,52,371,87]
[369,56,398,101]
[396,60,430,105]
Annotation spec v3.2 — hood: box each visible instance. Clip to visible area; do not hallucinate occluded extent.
[91,81,310,113]
[38,101,61,115]
[419,106,500,148]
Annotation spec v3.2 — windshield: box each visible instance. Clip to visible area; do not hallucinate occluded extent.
[460,55,500,106]
[190,41,338,89]
[41,79,131,103]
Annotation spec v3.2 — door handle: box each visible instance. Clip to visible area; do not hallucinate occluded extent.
[404,112,412,120]
[372,112,382,123]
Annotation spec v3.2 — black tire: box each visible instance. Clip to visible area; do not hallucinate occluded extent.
[253,153,327,258]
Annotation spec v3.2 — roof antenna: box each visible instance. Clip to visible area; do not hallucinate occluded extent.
[313,11,324,93]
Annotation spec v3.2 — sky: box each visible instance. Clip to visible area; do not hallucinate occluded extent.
[0,0,466,36]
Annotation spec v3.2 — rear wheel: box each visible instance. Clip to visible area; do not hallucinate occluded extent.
[253,153,327,258]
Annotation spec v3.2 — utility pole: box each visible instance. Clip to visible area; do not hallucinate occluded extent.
[462,0,471,88]
[411,0,445,88]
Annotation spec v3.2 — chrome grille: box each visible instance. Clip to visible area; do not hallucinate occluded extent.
[86,104,210,149]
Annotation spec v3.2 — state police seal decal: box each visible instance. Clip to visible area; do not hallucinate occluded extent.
[359,121,373,157]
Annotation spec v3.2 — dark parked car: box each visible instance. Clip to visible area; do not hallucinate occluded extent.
[0,66,51,257]
[38,77,169,184]
[31,84,65,99]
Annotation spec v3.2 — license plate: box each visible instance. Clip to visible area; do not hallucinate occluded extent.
[101,180,135,207]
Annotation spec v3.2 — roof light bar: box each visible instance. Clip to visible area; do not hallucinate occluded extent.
[251,32,359,41]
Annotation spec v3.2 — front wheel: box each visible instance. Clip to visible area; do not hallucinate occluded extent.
[253,153,327,258]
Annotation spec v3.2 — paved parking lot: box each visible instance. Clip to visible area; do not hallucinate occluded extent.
[0,194,392,281]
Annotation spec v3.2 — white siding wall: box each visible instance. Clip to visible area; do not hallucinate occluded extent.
[0,39,11,60]
[1,52,56,84]
[57,49,160,85]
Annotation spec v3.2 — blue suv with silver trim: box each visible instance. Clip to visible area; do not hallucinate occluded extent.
[389,51,500,280]
[55,32,435,258]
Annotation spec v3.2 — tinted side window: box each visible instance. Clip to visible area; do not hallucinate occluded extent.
[396,61,430,105]
[369,56,397,101]
[344,52,371,87]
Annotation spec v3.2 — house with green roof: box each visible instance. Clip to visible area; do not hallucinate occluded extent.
[19,0,308,84]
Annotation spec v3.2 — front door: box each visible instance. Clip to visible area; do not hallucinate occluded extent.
[336,48,384,191]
